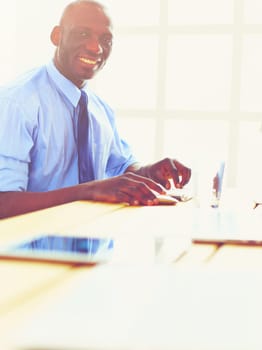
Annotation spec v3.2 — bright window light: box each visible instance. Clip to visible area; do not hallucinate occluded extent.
[166,35,233,111]
[116,117,156,164]
[240,35,262,112]
[244,0,262,24]
[168,0,234,25]
[91,34,159,110]
[99,0,160,26]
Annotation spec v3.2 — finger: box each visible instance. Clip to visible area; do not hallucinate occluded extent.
[179,167,191,187]
[144,162,176,189]
[88,176,163,205]
[121,184,158,205]
[173,160,191,187]
[124,172,166,194]
[117,190,156,206]
[118,176,167,205]
[160,161,180,187]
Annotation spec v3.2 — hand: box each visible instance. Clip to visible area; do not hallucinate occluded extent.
[81,172,166,206]
[138,158,191,190]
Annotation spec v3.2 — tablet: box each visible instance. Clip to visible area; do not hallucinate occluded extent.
[0,234,114,265]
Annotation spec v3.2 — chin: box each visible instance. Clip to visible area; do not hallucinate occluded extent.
[81,68,99,80]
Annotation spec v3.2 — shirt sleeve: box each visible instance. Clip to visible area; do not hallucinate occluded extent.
[101,102,137,177]
[0,97,34,191]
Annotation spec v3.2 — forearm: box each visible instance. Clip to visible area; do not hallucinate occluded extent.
[0,185,84,219]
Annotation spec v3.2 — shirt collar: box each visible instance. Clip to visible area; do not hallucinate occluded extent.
[46,60,88,108]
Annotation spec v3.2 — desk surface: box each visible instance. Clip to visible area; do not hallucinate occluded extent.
[0,200,261,350]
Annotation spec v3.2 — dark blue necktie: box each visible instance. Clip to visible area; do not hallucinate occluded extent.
[77,91,93,183]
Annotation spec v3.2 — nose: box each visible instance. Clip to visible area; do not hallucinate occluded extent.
[85,36,102,55]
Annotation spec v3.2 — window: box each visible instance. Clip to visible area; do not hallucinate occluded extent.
[93,0,262,191]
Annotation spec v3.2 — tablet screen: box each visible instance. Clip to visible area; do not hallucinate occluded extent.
[0,235,114,264]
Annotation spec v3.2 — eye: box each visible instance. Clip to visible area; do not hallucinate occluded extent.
[100,35,113,48]
[79,30,90,38]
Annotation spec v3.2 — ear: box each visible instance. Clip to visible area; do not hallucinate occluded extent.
[50,26,61,46]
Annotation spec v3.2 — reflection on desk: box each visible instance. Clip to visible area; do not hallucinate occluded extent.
[13,264,262,350]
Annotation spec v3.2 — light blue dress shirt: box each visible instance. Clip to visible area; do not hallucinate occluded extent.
[0,61,136,192]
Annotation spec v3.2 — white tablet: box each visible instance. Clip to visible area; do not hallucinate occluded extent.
[0,234,114,265]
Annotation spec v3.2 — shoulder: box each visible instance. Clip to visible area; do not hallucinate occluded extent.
[0,65,51,103]
[0,66,54,122]
[0,66,55,133]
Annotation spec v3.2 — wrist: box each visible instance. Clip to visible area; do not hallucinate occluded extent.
[135,165,151,179]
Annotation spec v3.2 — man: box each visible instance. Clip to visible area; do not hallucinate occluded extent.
[0,0,191,219]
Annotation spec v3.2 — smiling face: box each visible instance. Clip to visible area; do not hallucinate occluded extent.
[51,1,113,88]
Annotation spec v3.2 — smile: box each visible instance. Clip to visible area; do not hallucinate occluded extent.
[79,57,98,65]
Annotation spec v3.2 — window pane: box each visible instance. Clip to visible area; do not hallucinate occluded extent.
[0,3,16,83]
[168,0,234,25]
[99,0,160,26]
[14,0,71,76]
[240,35,262,112]
[91,34,159,109]
[237,122,262,198]
[116,117,156,163]
[162,119,229,199]
[244,0,262,24]
[162,119,229,171]
[165,35,233,111]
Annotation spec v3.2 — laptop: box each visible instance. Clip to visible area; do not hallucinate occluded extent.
[187,161,262,245]
[190,207,262,245]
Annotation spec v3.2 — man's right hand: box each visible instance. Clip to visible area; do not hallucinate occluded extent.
[80,172,167,206]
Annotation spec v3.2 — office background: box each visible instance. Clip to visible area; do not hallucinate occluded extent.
[0,0,261,195]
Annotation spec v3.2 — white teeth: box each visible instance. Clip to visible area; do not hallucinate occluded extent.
[79,57,96,65]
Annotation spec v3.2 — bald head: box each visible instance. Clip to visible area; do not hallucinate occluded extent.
[60,0,112,28]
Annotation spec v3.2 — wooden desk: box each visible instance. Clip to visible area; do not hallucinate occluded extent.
[0,201,261,349]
